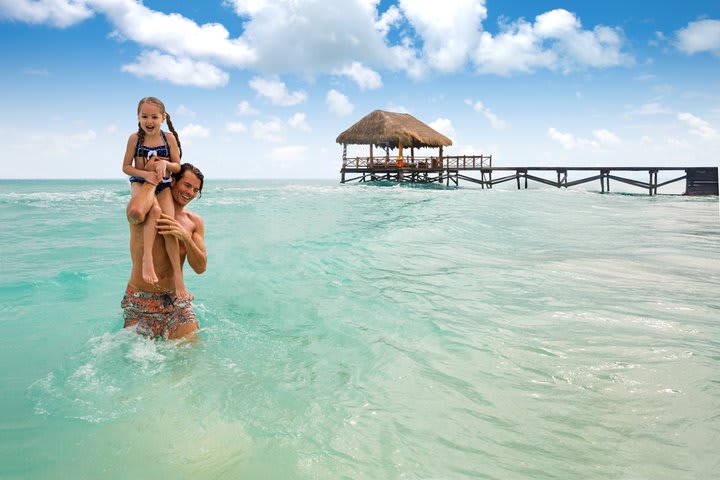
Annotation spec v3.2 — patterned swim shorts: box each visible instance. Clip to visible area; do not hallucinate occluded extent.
[121,286,197,340]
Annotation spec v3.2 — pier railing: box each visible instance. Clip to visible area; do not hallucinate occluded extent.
[342,154,492,169]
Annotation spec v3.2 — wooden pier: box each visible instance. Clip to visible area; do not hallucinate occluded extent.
[335,110,717,195]
[340,157,718,196]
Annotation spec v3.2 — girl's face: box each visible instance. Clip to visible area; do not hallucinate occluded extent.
[138,102,165,135]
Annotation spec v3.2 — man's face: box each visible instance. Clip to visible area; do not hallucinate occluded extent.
[172,171,202,207]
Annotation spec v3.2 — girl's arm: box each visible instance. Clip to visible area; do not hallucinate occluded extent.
[151,132,182,177]
[165,132,182,174]
[121,133,154,179]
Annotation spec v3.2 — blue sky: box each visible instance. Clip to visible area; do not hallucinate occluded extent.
[0,0,719,179]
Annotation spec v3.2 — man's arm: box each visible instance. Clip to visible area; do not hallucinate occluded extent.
[184,213,206,274]
[157,213,207,274]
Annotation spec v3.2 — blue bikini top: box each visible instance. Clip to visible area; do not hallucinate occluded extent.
[136,130,170,158]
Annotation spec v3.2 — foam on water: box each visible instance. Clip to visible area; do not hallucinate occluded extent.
[1,180,719,479]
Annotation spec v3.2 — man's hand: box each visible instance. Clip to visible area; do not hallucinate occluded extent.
[153,159,170,177]
[143,171,162,186]
[156,213,189,242]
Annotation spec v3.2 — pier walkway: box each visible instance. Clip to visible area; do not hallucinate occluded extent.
[340,156,718,195]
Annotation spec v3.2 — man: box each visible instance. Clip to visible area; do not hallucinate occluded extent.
[122,163,206,340]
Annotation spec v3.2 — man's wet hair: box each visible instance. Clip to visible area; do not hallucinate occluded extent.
[173,163,205,198]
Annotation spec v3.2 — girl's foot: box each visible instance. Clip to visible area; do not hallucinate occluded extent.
[174,278,188,300]
[142,258,159,285]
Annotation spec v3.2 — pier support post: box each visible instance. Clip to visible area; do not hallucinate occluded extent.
[600,169,610,193]
[649,169,658,195]
[516,170,528,189]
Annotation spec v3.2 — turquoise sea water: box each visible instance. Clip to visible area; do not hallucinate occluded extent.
[1,179,719,479]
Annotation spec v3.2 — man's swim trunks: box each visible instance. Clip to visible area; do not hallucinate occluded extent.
[121,286,197,339]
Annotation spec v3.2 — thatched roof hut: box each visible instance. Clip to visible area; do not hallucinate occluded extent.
[336,110,452,150]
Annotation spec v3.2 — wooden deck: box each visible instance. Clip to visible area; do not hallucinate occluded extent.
[340,157,718,195]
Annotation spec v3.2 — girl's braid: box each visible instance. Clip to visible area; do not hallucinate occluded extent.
[165,113,182,159]
[136,121,146,162]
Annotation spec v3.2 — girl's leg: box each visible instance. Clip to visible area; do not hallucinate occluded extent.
[141,199,162,285]
[128,182,160,284]
[157,188,187,297]
[127,181,157,224]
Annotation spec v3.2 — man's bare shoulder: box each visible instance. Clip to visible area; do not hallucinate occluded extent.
[181,209,204,230]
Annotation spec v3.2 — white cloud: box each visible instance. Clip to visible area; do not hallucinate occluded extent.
[268,145,309,169]
[0,0,638,90]
[675,19,720,55]
[474,9,632,75]
[288,112,311,132]
[625,102,673,116]
[592,129,620,145]
[252,119,285,143]
[635,73,656,81]
[176,105,196,118]
[227,0,270,16]
[0,0,93,28]
[333,61,382,90]
[61,129,97,154]
[237,100,259,115]
[677,112,718,139]
[429,118,456,140]
[225,122,247,133]
[180,123,210,139]
[249,76,307,106]
[383,103,409,114]
[548,127,600,151]
[23,68,50,76]
[474,25,557,75]
[666,137,692,149]
[399,0,487,72]
[224,0,394,74]
[121,50,229,88]
[6,128,98,157]
[326,89,354,116]
[375,5,402,37]
[548,127,620,151]
[93,0,256,67]
[548,127,577,150]
[466,99,507,129]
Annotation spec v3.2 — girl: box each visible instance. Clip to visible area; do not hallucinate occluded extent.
[122,96,187,298]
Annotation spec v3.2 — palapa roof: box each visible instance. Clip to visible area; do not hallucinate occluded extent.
[336,110,452,149]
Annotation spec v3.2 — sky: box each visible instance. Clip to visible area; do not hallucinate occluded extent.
[0,0,719,179]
